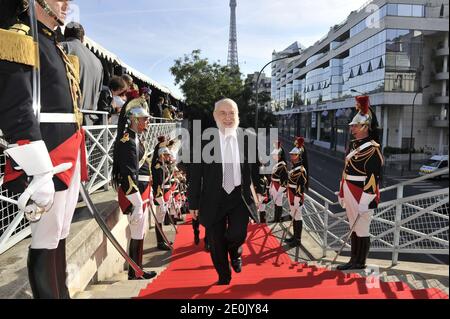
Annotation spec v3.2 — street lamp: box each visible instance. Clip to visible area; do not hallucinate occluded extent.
[350,89,365,95]
[408,85,430,171]
[254,51,301,130]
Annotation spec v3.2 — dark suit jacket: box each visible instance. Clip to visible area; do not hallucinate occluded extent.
[187,128,264,227]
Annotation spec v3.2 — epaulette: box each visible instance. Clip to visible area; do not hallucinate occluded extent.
[67,54,80,84]
[371,140,380,148]
[0,25,37,67]
[120,133,130,143]
[155,163,161,169]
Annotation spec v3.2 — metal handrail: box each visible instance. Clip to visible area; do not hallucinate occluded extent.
[380,167,448,193]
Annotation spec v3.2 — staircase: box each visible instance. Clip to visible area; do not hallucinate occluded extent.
[75,220,448,299]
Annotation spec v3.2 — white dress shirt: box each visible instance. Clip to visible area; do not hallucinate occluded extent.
[219,129,241,188]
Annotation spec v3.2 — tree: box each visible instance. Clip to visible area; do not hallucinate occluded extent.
[171,50,275,129]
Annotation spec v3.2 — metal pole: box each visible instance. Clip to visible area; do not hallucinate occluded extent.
[408,92,419,171]
[392,184,404,266]
[254,52,301,130]
[323,202,329,258]
[103,113,109,191]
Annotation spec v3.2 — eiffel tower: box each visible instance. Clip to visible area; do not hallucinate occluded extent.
[227,0,238,68]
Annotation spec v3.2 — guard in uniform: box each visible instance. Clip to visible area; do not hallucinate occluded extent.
[269,143,288,223]
[285,137,308,247]
[257,160,270,224]
[337,96,383,270]
[1,0,88,299]
[112,97,157,280]
[151,143,172,251]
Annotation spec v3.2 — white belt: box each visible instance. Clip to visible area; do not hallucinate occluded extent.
[272,178,280,182]
[163,185,172,189]
[288,184,297,189]
[345,175,366,182]
[138,175,150,182]
[40,113,77,123]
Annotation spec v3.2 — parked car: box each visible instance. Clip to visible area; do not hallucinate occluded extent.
[419,155,448,179]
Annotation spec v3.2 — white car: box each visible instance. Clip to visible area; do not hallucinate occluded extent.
[419,155,449,179]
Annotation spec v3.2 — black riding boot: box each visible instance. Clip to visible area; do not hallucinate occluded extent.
[353,236,370,269]
[55,239,70,299]
[155,223,171,251]
[272,205,283,223]
[128,239,157,280]
[28,248,60,299]
[336,232,358,271]
[288,220,303,247]
[259,211,266,224]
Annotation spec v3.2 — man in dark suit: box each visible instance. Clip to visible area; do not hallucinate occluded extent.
[188,98,264,285]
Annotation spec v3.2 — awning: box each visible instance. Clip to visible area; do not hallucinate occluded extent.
[83,36,185,101]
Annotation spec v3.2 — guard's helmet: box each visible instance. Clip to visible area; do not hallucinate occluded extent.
[125,97,150,119]
[290,136,305,155]
[349,95,371,126]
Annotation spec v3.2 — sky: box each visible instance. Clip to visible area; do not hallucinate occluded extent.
[70,0,369,98]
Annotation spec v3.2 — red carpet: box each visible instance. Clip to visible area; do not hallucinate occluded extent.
[137,219,448,299]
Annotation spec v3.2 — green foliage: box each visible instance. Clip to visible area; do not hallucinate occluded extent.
[170,50,275,129]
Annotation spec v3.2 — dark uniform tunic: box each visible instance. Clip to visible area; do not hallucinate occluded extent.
[287,162,307,206]
[152,159,169,205]
[338,136,383,237]
[339,136,383,209]
[117,129,152,214]
[269,160,288,206]
[2,22,86,192]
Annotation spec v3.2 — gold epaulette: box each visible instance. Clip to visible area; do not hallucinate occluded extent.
[371,140,380,148]
[155,163,161,169]
[67,54,80,84]
[0,26,38,67]
[120,133,130,143]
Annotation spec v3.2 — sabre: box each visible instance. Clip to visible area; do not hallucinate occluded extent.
[79,183,145,278]
[331,214,362,265]
[147,201,173,250]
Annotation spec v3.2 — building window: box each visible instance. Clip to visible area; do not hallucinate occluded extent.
[378,57,384,69]
[357,65,363,76]
[349,69,354,79]
[367,62,373,73]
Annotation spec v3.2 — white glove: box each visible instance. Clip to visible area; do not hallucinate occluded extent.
[23,172,54,211]
[338,195,345,209]
[126,192,144,225]
[5,141,72,217]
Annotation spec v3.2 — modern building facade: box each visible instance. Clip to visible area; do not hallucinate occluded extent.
[246,72,272,109]
[272,0,449,155]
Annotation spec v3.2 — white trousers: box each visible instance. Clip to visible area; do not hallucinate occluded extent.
[128,206,149,240]
[289,205,303,221]
[30,155,81,249]
[155,205,166,224]
[269,184,284,206]
[343,181,373,237]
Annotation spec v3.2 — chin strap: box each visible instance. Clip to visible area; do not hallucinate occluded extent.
[35,0,64,26]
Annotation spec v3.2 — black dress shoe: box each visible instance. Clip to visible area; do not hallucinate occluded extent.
[284,236,295,243]
[288,238,301,248]
[157,242,171,251]
[336,262,355,271]
[130,270,157,280]
[230,258,242,273]
[215,279,230,285]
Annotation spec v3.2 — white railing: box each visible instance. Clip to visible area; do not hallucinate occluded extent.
[267,168,449,266]
[0,116,180,254]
